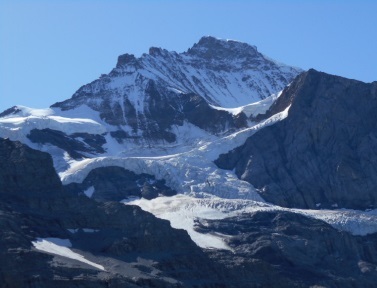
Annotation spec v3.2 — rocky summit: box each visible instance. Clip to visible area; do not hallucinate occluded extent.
[1,37,377,287]
[50,36,301,142]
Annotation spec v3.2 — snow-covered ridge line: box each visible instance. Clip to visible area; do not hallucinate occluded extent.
[55,36,302,114]
[0,105,106,144]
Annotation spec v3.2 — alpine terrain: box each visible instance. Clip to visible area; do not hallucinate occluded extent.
[1,36,377,287]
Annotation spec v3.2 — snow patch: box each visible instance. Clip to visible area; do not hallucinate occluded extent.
[68,228,100,233]
[120,196,141,203]
[209,90,281,117]
[5,106,55,117]
[127,195,233,250]
[83,228,100,233]
[83,186,95,198]
[32,238,105,271]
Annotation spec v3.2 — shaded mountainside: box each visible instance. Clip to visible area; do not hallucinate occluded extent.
[202,211,377,288]
[2,137,377,287]
[64,166,176,201]
[216,69,377,210]
[0,138,223,287]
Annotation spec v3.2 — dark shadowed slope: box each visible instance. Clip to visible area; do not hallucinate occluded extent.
[216,69,377,209]
[0,138,222,287]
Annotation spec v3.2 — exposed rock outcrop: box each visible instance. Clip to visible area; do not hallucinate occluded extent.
[2,137,377,287]
[0,137,62,197]
[0,138,221,287]
[216,69,377,209]
[64,166,176,201]
[27,128,106,159]
[201,211,377,288]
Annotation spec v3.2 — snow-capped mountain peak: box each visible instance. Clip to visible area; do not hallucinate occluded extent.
[186,36,259,60]
[48,36,302,144]
[2,36,377,287]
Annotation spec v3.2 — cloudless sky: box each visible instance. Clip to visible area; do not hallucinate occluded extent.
[1,0,376,111]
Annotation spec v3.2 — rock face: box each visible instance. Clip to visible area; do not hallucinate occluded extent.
[50,36,301,143]
[200,211,377,288]
[27,128,106,159]
[216,69,377,209]
[2,36,377,288]
[2,137,377,287]
[0,137,62,197]
[0,138,221,287]
[64,166,176,201]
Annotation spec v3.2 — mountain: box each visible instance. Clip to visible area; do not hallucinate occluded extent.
[2,137,377,287]
[1,37,377,287]
[216,69,377,210]
[0,138,223,287]
[50,36,301,142]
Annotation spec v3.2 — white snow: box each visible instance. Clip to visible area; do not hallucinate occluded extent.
[9,106,54,117]
[59,105,291,203]
[209,94,278,118]
[32,238,105,271]
[167,86,186,94]
[126,195,377,250]
[1,51,375,254]
[83,228,100,233]
[120,196,141,203]
[0,105,106,147]
[67,228,100,233]
[106,40,302,109]
[53,99,376,247]
[128,195,233,250]
[83,186,95,198]
[294,208,377,236]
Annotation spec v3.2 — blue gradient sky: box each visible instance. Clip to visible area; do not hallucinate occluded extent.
[1,0,376,111]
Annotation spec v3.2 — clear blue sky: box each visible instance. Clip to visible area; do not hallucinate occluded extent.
[1,0,376,111]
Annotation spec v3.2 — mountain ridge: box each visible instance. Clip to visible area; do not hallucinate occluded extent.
[49,36,301,143]
[1,36,377,287]
[216,69,377,209]
[2,136,377,287]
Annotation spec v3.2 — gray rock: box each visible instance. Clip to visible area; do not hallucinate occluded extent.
[0,138,221,287]
[0,137,62,197]
[2,134,377,287]
[64,166,176,201]
[50,36,301,144]
[199,210,377,288]
[27,128,106,159]
[216,69,377,209]
[53,80,247,144]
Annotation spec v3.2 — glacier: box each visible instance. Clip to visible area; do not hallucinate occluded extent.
[2,98,377,251]
[1,36,376,252]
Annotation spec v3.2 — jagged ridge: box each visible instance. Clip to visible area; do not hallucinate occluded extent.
[50,36,301,142]
[216,69,377,210]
